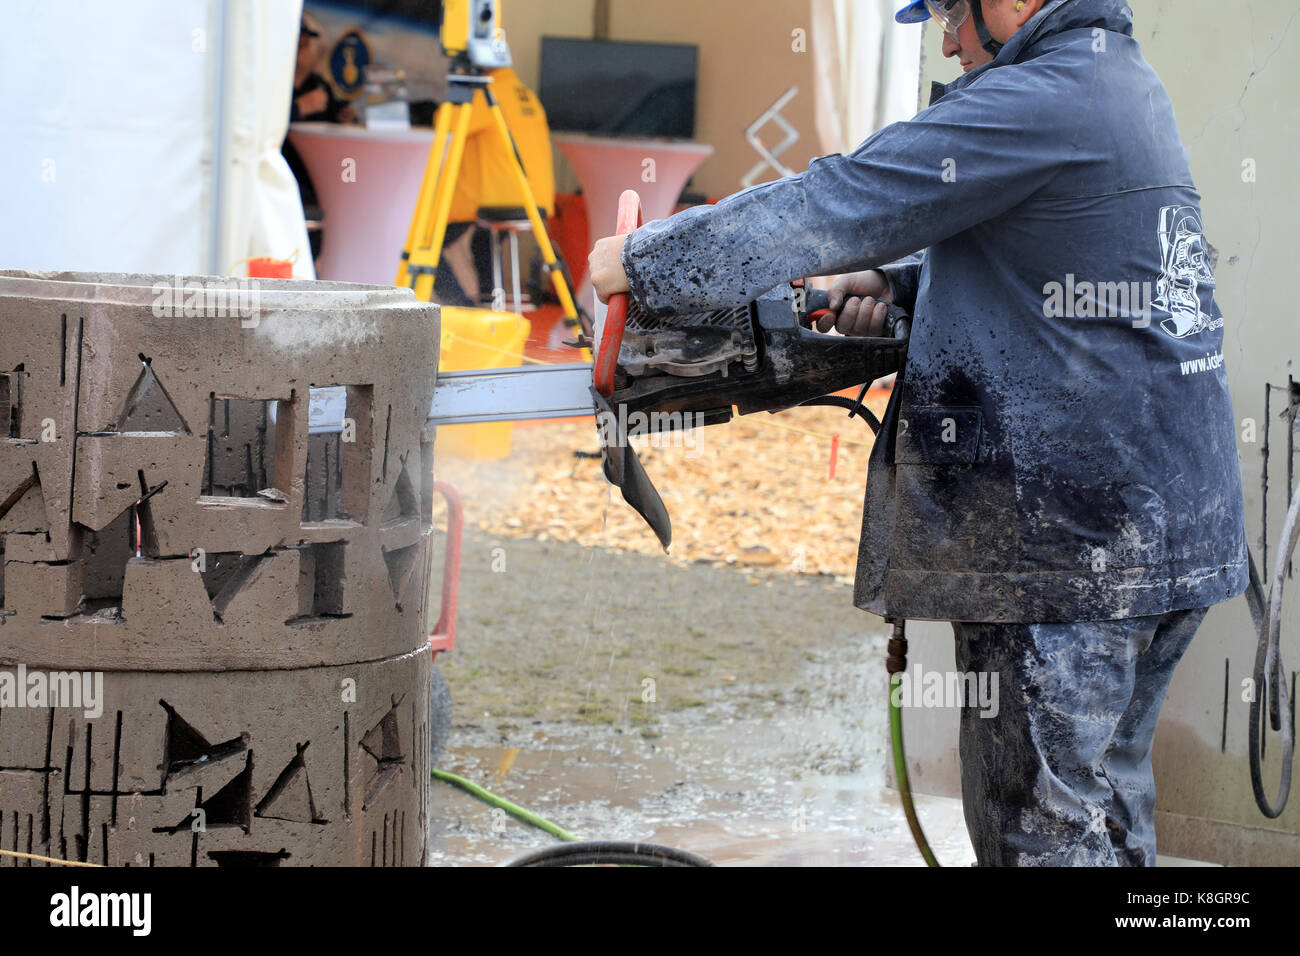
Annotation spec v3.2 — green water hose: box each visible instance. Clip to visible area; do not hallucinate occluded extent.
[431,769,713,866]
[432,767,579,842]
[887,619,941,866]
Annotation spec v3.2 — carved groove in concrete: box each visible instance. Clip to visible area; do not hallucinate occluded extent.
[0,271,440,865]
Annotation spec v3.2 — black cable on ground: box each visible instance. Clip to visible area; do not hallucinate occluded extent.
[503,841,714,867]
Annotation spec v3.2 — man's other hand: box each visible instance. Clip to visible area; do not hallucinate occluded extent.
[589,235,630,303]
[819,269,893,336]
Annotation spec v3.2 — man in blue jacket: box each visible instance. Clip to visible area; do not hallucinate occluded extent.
[590,0,1248,866]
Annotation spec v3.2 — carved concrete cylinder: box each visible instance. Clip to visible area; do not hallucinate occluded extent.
[0,271,439,866]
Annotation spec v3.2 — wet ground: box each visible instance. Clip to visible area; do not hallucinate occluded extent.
[428,529,975,866]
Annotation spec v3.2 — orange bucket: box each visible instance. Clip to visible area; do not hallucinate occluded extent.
[247,256,294,279]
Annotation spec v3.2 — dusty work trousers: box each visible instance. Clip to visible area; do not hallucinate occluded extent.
[951,607,1208,866]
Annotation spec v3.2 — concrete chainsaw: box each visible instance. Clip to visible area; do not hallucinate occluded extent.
[414,189,912,549]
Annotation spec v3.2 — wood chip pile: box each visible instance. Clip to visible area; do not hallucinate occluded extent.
[433,394,890,583]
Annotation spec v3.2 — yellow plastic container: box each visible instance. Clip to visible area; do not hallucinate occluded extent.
[436,305,531,460]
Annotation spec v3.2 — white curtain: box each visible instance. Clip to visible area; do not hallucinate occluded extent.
[217,0,315,278]
[809,0,924,155]
[0,0,311,278]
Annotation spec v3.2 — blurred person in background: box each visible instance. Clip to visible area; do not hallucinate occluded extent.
[283,13,356,261]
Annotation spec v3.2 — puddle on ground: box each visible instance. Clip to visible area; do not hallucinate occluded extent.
[428,640,976,867]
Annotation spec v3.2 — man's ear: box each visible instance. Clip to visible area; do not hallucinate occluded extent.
[982,0,1046,45]
[1015,0,1046,28]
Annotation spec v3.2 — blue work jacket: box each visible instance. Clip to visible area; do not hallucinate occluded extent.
[621,0,1248,622]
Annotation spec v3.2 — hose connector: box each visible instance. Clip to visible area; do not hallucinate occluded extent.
[885,618,908,676]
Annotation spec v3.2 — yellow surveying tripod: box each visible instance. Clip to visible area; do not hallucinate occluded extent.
[395,70,590,353]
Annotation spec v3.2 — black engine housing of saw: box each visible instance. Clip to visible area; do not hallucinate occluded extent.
[609,284,909,432]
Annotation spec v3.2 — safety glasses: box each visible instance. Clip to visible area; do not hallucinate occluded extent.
[925,0,971,38]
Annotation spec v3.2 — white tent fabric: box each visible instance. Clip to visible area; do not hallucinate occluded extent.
[0,0,312,279]
[809,0,924,156]
[217,0,315,278]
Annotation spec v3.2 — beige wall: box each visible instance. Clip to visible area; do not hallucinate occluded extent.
[1133,0,1300,861]
[606,0,824,198]
[503,0,824,200]
[500,0,595,105]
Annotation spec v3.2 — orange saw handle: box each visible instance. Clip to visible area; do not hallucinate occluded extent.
[593,189,643,398]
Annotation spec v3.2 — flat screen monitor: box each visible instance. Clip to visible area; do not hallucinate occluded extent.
[538,37,698,139]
